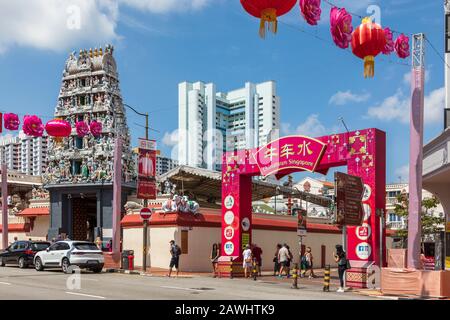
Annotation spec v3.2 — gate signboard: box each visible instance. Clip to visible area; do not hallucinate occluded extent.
[335,172,364,226]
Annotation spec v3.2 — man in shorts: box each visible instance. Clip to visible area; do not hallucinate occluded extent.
[167,240,181,277]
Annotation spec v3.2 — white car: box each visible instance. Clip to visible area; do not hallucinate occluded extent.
[34,241,104,274]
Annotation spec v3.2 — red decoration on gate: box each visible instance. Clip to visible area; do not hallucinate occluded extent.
[330,7,353,49]
[240,0,297,38]
[299,0,321,26]
[394,33,410,59]
[45,119,71,138]
[4,113,20,131]
[351,17,386,78]
[90,120,102,137]
[75,121,89,137]
[23,115,44,137]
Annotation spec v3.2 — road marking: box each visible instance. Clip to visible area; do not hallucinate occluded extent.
[160,286,204,292]
[65,292,106,299]
[0,282,11,286]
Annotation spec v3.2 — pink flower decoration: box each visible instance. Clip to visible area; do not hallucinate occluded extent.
[395,34,410,59]
[330,7,353,49]
[23,115,44,137]
[382,27,394,55]
[300,0,321,26]
[76,121,90,137]
[4,113,20,130]
[90,120,102,137]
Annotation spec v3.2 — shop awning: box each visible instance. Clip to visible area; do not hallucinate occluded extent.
[16,207,49,217]
[157,165,332,207]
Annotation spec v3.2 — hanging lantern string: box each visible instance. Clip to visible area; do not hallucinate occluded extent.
[425,36,450,69]
[322,0,362,19]
[277,19,412,68]
[238,0,413,68]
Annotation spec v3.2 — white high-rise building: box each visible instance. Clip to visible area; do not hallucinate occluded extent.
[178,81,280,171]
[0,132,48,176]
[156,155,179,176]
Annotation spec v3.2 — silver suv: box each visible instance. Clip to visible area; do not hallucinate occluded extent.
[34,241,104,274]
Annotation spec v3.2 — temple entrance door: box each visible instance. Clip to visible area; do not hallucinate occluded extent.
[71,195,97,241]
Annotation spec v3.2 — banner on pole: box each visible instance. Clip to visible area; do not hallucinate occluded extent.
[137,139,157,200]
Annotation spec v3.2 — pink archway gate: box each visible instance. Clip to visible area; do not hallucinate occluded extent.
[219,128,386,288]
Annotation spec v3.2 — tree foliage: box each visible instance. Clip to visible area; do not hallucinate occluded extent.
[393,193,445,243]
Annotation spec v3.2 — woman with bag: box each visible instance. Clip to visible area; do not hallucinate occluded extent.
[273,244,282,276]
[334,244,349,292]
[242,244,253,278]
[210,243,220,278]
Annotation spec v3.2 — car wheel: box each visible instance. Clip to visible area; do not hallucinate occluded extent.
[35,257,44,271]
[18,257,27,269]
[62,258,72,274]
[92,267,102,273]
[0,258,5,267]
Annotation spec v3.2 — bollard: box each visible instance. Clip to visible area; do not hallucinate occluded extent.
[291,263,299,289]
[252,258,258,281]
[229,256,233,279]
[323,264,331,292]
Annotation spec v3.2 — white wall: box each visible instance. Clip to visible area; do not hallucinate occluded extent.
[123,225,354,272]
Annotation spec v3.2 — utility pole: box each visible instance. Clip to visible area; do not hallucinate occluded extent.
[123,103,151,273]
[142,112,150,273]
[407,33,425,269]
[1,164,8,249]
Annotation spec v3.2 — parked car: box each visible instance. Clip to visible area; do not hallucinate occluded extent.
[34,241,104,274]
[0,241,51,268]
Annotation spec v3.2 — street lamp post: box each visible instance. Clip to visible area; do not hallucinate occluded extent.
[123,103,150,273]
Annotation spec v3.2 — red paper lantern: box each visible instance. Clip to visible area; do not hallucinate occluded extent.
[240,0,297,38]
[45,119,72,139]
[351,17,386,78]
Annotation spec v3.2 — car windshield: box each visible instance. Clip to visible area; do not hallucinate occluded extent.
[31,242,50,251]
[73,243,99,251]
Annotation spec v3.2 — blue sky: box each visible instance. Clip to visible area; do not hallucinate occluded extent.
[0,0,446,184]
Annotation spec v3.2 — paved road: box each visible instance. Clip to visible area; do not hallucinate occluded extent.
[0,266,377,300]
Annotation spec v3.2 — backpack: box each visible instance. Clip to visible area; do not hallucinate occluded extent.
[176,245,182,256]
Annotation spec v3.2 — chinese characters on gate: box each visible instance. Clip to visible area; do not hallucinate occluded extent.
[253,136,327,177]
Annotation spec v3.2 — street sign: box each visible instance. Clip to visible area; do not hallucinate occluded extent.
[138,138,157,151]
[335,172,364,226]
[140,207,152,221]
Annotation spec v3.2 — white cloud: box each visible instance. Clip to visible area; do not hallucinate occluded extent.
[0,0,119,53]
[162,129,179,147]
[395,165,409,183]
[282,114,339,138]
[366,87,445,125]
[329,90,371,106]
[119,0,211,13]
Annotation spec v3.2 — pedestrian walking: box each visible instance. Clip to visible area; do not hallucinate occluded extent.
[278,244,290,277]
[273,244,282,276]
[286,245,293,277]
[305,247,316,278]
[95,237,102,250]
[242,244,252,278]
[334,244,349,292]
[167,240,181,277]
[210,243,220,277]
[252,244,263,276]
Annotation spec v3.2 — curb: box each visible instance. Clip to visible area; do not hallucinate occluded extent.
[104,268,140,275]
[104,268,195,278]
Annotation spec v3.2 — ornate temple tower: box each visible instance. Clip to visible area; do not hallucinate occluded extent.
[44,45,136,242]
